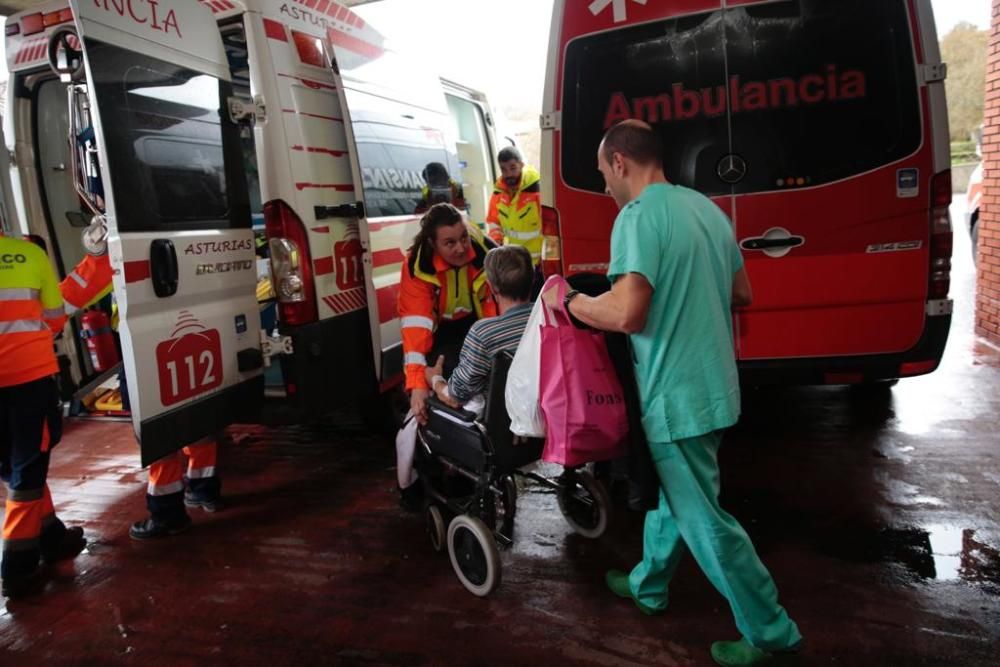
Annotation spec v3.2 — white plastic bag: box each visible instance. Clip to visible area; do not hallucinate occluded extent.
[506,296,548,437]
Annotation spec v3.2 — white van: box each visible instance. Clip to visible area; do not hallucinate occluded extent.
[3,0,499,464]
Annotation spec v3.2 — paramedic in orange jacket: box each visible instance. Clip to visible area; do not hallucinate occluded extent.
[486,146,543,265]
[398,203,496,425]
[60,253,113,315]
[0,234,87,598]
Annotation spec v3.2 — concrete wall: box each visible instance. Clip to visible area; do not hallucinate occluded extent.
[978,1,1000,344]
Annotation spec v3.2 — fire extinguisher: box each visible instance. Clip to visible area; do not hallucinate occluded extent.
[79,309,119,372]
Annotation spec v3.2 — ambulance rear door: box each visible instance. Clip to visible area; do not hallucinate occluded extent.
[321,15,462,386]
[69,0,262,465]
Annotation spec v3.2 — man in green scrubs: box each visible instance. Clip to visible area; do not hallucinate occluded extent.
[544,120,801,666]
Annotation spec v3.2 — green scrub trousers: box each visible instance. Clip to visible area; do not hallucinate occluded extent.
[628,430,802,651]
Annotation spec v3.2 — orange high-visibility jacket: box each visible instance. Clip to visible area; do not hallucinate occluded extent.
[486,165,542,263]
[0,236,67,388]
[397,227,496,391]
[60,252,113,315]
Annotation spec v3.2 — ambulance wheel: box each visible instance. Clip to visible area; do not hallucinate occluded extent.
[426,505,446,553]
[557,470,611,539]
[447,515,501,597]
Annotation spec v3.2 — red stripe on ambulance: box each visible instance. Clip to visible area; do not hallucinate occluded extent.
[291,145,348,158]
[314,256,335,276]
[372,248,404,268]
[326,27,384,60]
[124,260,151,283]
[282,109,344,123]
[263,18,288,42]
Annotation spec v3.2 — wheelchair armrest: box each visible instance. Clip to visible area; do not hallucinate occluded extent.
[426,396,478,423]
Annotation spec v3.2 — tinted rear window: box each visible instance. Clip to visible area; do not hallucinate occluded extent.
[562,9,730,196]
[87,40,248,231]
[562,0,922,196]
[345,90,461,218]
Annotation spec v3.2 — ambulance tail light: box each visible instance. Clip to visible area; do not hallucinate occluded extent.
[541,205,563,277]
[928,170,952,301]
[265,200,317,327]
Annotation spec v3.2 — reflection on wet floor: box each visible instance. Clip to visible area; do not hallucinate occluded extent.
[812,522,1000,588]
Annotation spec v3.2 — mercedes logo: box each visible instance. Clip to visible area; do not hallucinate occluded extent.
[717,154,748,184]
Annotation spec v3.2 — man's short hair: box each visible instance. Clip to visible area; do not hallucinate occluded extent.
[497,146,523,164]
[484,245,533,301]
[601,121,663,168]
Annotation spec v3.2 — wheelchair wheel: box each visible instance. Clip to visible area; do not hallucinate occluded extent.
[447,514,501,597]
[426,505,446,552]
[482,475,518,541]
[557,469,611,539]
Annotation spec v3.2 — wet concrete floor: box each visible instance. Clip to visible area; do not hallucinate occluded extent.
[1,198,998,665]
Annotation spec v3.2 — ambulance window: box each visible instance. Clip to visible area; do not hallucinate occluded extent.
[85,40,246,231]
[561,9,730,196]
[345,91,459,219]
[446,94,494,223]
[726,0,921,194]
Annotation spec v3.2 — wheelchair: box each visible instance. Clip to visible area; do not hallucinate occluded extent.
[415,351,612,597]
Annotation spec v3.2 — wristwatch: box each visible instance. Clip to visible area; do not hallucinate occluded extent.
[563,289,580,313]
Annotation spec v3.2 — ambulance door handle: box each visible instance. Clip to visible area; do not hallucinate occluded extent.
[742,237,802,250]
[150,239,178,298]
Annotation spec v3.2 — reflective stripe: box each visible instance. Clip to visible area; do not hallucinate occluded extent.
[187,466,216,480]
[65,302,80,316]
[9,488,44,502]
[0,319,48,334]
[400,316,434,331]
[0,288,40,301]
[42,306,65,320]
[147,480,184,496]
[68,271,88,288]
[507,229,541,241]
[404,352,427,366]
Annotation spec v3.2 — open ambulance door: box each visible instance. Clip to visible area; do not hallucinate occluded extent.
[321,17,461,390]
[67,0,262,465]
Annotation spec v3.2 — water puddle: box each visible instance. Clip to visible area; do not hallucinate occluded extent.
[819,524,1000,588]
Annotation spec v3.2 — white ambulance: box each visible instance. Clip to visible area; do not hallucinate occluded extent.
[3,0,499,464]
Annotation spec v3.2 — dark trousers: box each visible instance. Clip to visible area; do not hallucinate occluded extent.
[0,376,69,580]
[430,317,476,378]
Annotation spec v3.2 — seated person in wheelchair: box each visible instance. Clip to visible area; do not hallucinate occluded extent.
[396,244,535,511]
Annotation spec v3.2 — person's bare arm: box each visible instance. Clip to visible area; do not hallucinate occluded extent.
[544,273,654,334]
[732,267,752,308]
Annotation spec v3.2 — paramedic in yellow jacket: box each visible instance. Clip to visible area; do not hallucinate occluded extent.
[0,233,87,598]
[398,203,496,425]
[486,147,543,264]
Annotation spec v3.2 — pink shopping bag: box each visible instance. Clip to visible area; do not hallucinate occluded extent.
[538,276,629,467]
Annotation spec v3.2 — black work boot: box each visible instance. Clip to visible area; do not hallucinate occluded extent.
[1,569,42,598]
[42,526,87,563]
[184,489,224,513]
[129,514,192,540]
